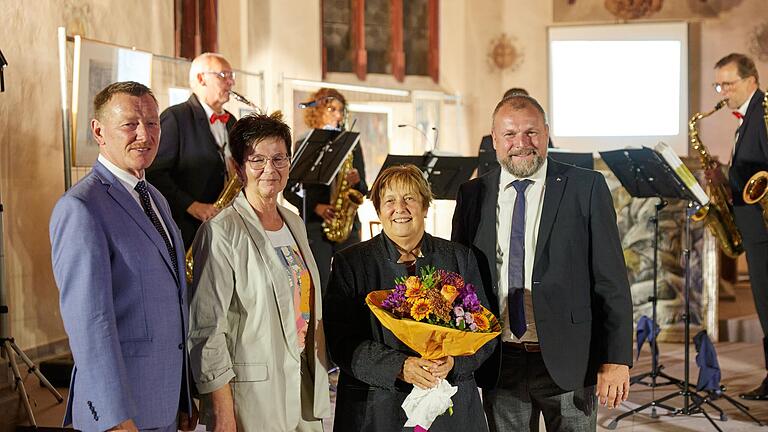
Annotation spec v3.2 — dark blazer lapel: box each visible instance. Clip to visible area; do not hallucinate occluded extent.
[93,162,179,278]
[477,170,500,286]
[733,91,763,160]
[188,94,224,158]
[533,160,568,266]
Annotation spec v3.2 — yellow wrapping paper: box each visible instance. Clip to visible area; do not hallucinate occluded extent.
[366,290,501,360]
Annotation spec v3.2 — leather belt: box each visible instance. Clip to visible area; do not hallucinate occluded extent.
[503,341,541,353]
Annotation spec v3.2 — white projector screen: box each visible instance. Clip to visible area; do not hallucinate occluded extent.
[548,22,688,155]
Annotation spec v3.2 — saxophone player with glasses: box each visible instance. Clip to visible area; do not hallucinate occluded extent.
[707,53,768,400]
[285,88,368,296]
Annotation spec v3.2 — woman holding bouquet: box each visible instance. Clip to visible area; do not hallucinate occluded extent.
[187,113,331,431]
[324,165,496,431]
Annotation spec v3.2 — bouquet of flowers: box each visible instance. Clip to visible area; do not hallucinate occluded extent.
[365,266,500,431]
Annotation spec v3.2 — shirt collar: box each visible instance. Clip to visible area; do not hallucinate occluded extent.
[199,98,224,119]
[737,90,756,117]
[98,154,144,188]
[499,157,548,189]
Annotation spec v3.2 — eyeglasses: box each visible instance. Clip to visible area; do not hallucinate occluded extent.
[246,154,290,170]
[203,71,236,80]
[713,77,745,93]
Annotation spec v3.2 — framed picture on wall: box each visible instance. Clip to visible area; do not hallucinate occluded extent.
[72,36,152,167]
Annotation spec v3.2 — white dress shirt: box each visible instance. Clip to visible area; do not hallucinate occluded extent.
[98,154,173,245]
[496,158,548,342]
[200,99,230,155]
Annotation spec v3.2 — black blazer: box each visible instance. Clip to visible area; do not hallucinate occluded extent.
[451,159,633,391]
[284,139,368,224]
[324,233,495,431]
[146,94,236,248]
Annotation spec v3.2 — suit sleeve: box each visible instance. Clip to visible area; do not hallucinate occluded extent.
[187,221,237,394]
[450,248,498,378]
[50,196,136,428]
[147,109,196,216]
[589,174,633,367]
[324,253,409,390]
[451,183,470,245]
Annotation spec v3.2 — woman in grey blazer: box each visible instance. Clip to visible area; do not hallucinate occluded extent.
[324,165,495,431]
[188,113,331,432]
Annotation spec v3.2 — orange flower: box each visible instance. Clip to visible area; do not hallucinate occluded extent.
[410,298,432,321]
[404,276,422,299]
[473,312,490,331]
[440,284,459,304]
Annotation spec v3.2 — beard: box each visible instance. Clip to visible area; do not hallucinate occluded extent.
[499,150,545,178]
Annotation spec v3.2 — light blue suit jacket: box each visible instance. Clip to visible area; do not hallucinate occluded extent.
[50,161,191,431]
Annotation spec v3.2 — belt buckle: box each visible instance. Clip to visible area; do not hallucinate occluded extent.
[522,342,539,352]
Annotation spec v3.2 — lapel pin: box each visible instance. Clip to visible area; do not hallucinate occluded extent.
[556,177,562,182]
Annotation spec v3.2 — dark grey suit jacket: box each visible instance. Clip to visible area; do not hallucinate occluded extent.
[451,159,633,391]
[147,94,236,248]
[324,233,495,431]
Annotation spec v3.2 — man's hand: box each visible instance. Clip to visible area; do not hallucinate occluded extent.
[428,356,454,380]
[345,168,361,186]
[596,363,630,409]
[211,384,237,432]
[187,201,220,222]
[108,419,139,432]
[399,357,439,390]
[178,403,199,431]
[314,203,337,224]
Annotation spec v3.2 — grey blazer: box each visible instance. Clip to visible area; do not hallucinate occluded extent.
[188,193,331,432]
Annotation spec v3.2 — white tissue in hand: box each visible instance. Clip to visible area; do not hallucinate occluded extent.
[402,379,458,428]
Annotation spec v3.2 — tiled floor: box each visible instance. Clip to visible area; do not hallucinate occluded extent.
[7,339,768,431]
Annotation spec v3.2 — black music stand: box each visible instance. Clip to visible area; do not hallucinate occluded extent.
[375,152,478,200]
[601,148,760,430]
[289,128,360,221]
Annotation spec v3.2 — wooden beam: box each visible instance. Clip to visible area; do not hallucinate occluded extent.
[200,0,218,54]
[390,0,405,82]
[179,0,198,59]
[427,0,439,83]
[352,0,367,80]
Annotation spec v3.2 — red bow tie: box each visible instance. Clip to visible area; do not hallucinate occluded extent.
[732,111,744,120]
[210,112,230,124]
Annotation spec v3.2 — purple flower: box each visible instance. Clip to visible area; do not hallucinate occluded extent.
[382,286,406,310]
[453,306,464,317]
[469,322,478,331]
[464,312,474,325]
[462,292,481,313]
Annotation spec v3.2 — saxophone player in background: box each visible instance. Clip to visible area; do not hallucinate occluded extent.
[285,88,368,295]
[707,53,768,400]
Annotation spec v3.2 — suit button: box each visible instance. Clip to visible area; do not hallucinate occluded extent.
[178,343,184,350]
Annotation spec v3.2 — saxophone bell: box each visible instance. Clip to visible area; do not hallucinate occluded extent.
[741,89,768,227]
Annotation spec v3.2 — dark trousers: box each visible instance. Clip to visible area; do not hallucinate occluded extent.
[483,344,597,432]
[734,205,768,369]
[307,221,361,297]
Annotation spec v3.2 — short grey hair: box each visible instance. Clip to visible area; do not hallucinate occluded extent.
[491,94,549,127]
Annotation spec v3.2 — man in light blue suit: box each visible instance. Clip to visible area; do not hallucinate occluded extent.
[50,82,196,432]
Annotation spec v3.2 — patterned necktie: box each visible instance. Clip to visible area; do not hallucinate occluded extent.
[508,179,532,339]
[135,181,178,277]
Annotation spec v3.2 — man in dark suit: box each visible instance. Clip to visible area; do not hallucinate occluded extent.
[147,52,237,248]
[452,94,633,430]
[711,53,768,400]
[50,82,194,432]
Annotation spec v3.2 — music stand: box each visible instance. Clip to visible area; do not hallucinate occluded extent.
[601,148,759,430]
[289,128,360,221]
[374,152,478,200]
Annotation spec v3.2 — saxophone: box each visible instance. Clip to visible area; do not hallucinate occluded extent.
[689,99,744,258]
[185,169,244,283]
[323,152,365,243]
[742,89,768,226]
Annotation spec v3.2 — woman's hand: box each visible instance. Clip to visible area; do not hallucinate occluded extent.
[428,356,454,380]
[211,384,237,432]
[400,357,439,389]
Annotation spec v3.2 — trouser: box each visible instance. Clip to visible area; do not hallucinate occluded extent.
[483,344,597,432]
